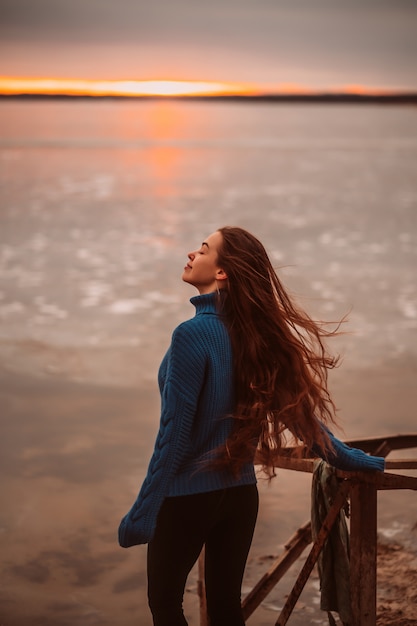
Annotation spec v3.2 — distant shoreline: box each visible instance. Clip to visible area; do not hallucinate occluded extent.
[1,92,417,105]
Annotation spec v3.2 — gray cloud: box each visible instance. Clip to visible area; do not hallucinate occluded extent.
[1,0,416,87]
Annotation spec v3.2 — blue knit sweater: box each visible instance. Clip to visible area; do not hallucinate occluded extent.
[118,292,385,548]
[118,293,255,548]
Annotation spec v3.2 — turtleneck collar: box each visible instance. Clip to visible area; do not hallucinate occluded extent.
[190,291,225,315]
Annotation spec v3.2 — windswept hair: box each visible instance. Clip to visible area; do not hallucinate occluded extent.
[215,226,342,479]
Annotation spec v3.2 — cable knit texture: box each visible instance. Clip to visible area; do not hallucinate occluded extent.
[118,292,256,548]
[118,292,385,548]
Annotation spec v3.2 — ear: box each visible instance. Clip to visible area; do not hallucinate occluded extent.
[215,268,228,282]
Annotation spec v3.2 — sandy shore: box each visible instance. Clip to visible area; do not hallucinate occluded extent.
[0,358,416,625]
[377,539,417,626]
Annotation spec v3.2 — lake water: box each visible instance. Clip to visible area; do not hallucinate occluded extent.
[0,99,416,625]
[1,99,417,377]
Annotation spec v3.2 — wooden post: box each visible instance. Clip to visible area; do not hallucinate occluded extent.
[349,480,377,625]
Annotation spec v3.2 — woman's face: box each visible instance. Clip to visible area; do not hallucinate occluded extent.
[182,230,227,294]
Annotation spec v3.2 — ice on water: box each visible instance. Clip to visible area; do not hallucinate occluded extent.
[1,100,416,381]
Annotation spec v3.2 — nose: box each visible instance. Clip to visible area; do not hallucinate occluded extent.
[188,251,195,261]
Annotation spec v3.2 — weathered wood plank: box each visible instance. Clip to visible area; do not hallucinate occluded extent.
[336,471,417,491]
[384,459,417,470]
[269,456,315,472]
[345,433,417,454]
[241,522,312,619]
[350,481,378,625]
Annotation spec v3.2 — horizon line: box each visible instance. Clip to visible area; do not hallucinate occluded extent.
[2,93,417,105]
[1,77,416,100]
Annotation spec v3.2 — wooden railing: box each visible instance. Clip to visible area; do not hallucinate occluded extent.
[197,433,417,625]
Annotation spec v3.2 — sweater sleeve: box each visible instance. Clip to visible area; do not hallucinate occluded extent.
[118,322,207,548]
[310,425,385,472]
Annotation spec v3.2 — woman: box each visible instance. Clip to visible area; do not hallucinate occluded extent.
[118,226,384,626]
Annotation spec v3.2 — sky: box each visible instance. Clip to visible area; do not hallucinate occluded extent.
[1,0,417,91]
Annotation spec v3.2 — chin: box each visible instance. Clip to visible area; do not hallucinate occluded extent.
[182,273,192,285]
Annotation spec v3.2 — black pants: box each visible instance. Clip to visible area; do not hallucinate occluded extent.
[147,484,259,626]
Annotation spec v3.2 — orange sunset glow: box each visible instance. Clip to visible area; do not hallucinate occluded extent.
[0,77,266,97]
[0,76,408,99]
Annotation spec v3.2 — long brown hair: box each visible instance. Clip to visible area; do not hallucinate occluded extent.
[215,226,341,478]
